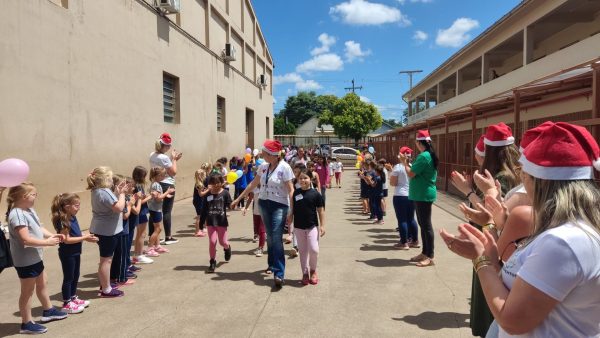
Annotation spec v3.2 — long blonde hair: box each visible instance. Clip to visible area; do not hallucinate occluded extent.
[51,193,80,233]
[195,163,212,190]
[5,182,36,222]
[87,167,114,190]
[529,178,600,243]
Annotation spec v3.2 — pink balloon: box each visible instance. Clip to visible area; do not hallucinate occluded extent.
[0,158,30,187]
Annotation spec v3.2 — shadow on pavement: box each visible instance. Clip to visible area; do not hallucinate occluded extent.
[356,258,412,268]
[360,228,395,233]
[368,234,397,239]
[392,311,470,330]
[359,244,396,251]
[209,270,272,287]
[228,237,254,243]
[0,323,21,336]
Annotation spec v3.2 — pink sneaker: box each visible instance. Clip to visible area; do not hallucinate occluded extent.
[155,246,169,253]
[62,301,84,314]
[198,230,207,237]
[145,249,160,257]
[194,230,203,237]
[71,296,90,308]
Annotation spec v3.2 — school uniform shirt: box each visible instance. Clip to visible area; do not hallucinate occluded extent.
[408,151,437,202]
[121,197,130,235]
[292,188,324,229]
[147,182,164,212]
[57,216,83,256]
[149,152,175,185]
[382,168,389,190]
[201,190,233,227]
[90,188,124,236]
[334,162,343,173]
[257,161,294,206]
[328,162,335,176]
[134,185,149,216]
[8,208,44,267]
[252,187,261,216]
[371,175,383,198]
[499,222,600,338]
[391,164,410,197]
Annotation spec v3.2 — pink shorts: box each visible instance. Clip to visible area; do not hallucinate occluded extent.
[334,172,341,179]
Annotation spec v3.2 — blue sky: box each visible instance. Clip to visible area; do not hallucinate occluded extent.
[252,0,521,122]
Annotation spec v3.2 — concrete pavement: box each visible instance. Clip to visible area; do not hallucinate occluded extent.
[0,172,474,337]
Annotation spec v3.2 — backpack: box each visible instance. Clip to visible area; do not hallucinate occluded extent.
[0,227,13,273]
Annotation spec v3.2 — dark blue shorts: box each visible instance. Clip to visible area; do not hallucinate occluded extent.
[15,261,44,279]
[149,210,163,223]
[96,235,119,258]
[383,189,389,197]
[138,212,148,224]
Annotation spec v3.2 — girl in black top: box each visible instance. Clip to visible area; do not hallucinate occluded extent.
[201,173,233,273]
[288,169,325,285]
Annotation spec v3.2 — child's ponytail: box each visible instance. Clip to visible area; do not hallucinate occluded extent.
[4,183,36,222]
[50,193,80,233]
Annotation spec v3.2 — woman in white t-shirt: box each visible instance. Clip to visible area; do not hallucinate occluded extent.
[148,133,182,245]
[389,147,419,250]
[441,122,600,338]
[232,139,294,288]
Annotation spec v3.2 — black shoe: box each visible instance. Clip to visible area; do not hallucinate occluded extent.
[208,259,216,273]
[224,245,232,261]
[274,277,284,288]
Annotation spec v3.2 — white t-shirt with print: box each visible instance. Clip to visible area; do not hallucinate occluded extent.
[252,186,261,216]
[328,162,335,176]
[499,222,600,338]
[149,152,175,185]
[382,168,389,190]
[391,164,409,196]
[334,162,343,173]
[257,161,294,206]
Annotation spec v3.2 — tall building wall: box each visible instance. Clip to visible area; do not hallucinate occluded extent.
[0,0,274,224]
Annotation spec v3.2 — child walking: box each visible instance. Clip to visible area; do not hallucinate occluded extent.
[88,166,128,298]
[243,185,265,257]
[147,167,175,256]
[193,165,210,237]
[132,166,154,264]
[288,169,325,285]
[333,157,343,188]
[51,193,97,314]
[201,173,233,273]
[7,183,68,334]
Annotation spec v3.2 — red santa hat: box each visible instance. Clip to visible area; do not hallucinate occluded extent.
[262,139,283,156]
[159,133,172,145]
[519,121,554,152]
[484,123,514,146]
[520,122,600,180]
[399,146,413,158]
[416,130,431,141]
[475,135,485,157]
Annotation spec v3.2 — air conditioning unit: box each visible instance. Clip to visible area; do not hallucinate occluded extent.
[258,74,267,87]
[154,0,180,14]
[222,43,236,62]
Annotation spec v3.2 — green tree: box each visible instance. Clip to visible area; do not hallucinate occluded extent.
[320,93,382,142]
[278,91,320,126]
[274,115,296,135]
[383,118,402,128]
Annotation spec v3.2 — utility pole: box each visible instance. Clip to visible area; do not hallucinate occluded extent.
[399,70,423,90]
[344,79,363,93]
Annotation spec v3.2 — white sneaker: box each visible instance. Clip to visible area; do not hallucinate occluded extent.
[136,255,154,264]
[254,248,263,257]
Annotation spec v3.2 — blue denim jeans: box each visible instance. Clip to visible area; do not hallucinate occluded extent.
[259,199,288,280]
[393,196,419,244]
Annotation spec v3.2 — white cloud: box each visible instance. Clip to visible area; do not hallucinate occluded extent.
[413,30,428,43]
[330,0,411,26]
[436,18,479,48]
[344,41,372,62]
[296,80,323,91]
[311,33,337,56]
[359,96,371,103]
[296,53,344,73]
[273,72,303,85]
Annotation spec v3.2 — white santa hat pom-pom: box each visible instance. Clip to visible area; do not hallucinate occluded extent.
[594,158,600,171]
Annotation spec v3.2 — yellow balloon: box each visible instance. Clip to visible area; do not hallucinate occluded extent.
[356,150,361,155]
[355,162,361,169]
[226,171,238,184]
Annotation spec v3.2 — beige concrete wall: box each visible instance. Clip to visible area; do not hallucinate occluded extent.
[0,0,274,226]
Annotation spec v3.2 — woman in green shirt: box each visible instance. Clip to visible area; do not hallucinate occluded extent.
[399,130,438,267]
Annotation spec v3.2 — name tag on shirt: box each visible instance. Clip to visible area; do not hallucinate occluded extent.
[295,194,304,201]
[207,195,214,202]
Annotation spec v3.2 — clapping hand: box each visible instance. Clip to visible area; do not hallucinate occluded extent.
[450,171,472,196]
[459,202,494,226]
[485,195,508,228]
[440,223,499,262]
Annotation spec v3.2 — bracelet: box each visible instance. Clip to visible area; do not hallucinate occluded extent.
[472,255,490,269]
[474,261,493,273]
[466,191,475,199]
[482,223,496,232]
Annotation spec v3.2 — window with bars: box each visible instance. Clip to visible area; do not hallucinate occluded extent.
[266,117,270,138]
[217,96,226,132]
[163,73,179,123]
